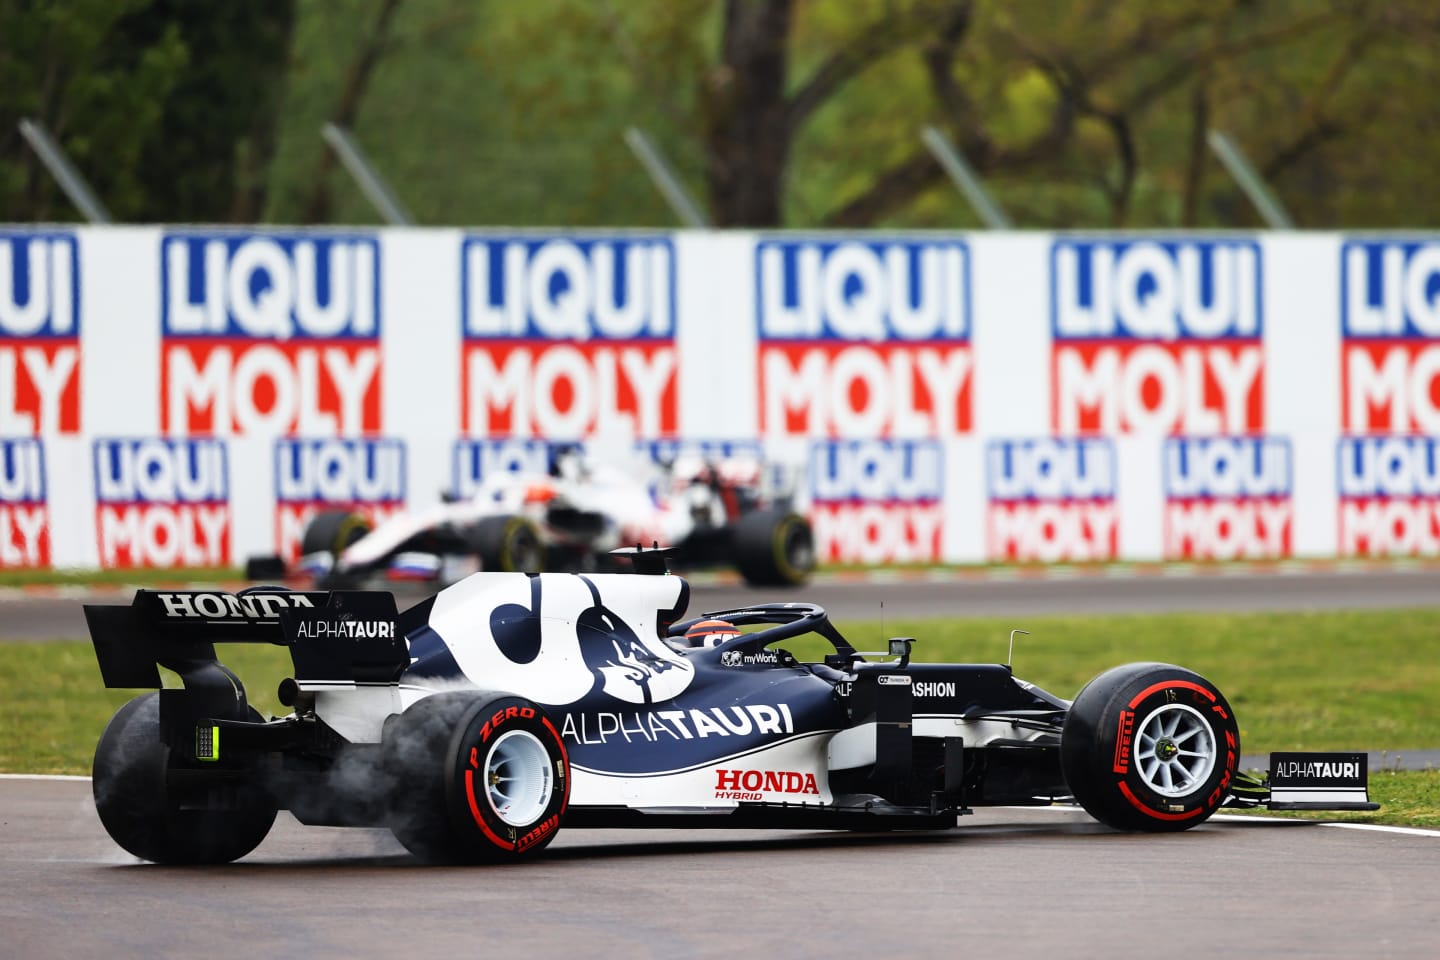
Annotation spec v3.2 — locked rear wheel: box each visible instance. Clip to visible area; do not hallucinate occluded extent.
[1061,662,1239,832]
[92,693,277,864]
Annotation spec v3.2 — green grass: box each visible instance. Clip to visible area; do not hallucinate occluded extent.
[4,607,1437,828]
[0,567,244,587]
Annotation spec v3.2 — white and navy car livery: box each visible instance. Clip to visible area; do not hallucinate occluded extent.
[85,557,1377,865]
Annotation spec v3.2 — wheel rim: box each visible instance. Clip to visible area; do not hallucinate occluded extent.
[508,526,543,572]
[779,520,815,575]
[484,729,553,826]
[1133,703,1216,797]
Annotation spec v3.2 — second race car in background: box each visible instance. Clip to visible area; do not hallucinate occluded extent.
[249,445,815,589]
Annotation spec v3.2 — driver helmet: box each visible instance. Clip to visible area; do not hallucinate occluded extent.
[683,619,742,649]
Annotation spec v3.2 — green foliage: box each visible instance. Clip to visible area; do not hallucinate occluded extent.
[0,0,184,220]
[0,0,292,223]
[4,0,1440,227]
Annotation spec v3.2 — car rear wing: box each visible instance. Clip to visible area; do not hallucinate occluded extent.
[84,588,409,692]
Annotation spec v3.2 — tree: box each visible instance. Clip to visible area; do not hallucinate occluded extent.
[0,0,294,223]
[0,0,185,221]
[590,0,1440,229]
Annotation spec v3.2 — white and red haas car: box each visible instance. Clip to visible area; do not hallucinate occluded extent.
[251,448,814,589]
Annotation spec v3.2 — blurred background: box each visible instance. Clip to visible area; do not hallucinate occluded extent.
[4,0,1439,230]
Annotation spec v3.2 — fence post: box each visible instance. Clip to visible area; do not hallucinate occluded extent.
[921,126,1012,229]
[321,122,415,226]
[17,119,112,223]
[623,127,710,228]
[1206,129,1295,229]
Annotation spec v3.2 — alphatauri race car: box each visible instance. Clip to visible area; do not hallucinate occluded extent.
[251,447,814,591]
[86,553,1377,865]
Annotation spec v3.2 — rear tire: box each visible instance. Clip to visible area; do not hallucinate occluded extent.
[1061,663,1239,832]
[733,509,814,587]
[469,515,545,573]
[384,692,569,863]
[92,693,277,864]
[300,509,371,558]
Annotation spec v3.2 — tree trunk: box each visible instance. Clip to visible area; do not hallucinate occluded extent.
[701,0,793,227]
[302,0,403,224]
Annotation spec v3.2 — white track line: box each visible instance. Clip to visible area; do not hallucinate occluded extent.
[0,773,90,782]
[6,776,1437,837]
[1014,804,1440,838]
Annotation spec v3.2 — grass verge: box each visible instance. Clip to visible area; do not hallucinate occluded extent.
[4,606,1436,828]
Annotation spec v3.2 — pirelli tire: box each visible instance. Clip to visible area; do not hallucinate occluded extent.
[470,515,545,573]
[733,508,815,587]
[92,693,277,864]
[383,692,569,864]
[300,509,372,558]
[1061,662,1239,832]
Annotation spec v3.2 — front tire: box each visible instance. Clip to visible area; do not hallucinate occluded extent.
[1061,663,1239,832]
[300,509,371,558]
[92,693,277,864]
[384,692,569,863]
[733,509,815,587]
[469,515,545,573]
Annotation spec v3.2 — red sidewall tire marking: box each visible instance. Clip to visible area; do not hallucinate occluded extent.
[1118,781,1205,821]
[464,768,515,851]
[1127,679,1215,710]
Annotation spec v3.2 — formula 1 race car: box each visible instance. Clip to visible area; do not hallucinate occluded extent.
[85,554,1377,865]
[252,447,814,590]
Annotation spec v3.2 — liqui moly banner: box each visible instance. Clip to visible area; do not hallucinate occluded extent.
[0,438,49,566]
[810,439,944,563]
[756,239,971,437]
[160,231,382,436]
[1163,436,1292,560]
[986,438,1117,563]
[460,235,677,439]
[1341,241,1440,434]
[1337,437,1440,556]
[8,227,1440,569]
[1051,239,1263,435]
[273,438,406,562]
[451,438,569,499]
[1,231,80,435]
[1338,241,1440,556]
[93,438,230,567]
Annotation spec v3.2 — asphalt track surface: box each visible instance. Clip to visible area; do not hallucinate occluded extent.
[4,569,1440,958]
[4,776,1438,959]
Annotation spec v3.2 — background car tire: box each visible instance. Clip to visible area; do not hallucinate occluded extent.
[733,508,815,587]
[469,515,545,573]
[300,509,372,558]
[92,693,277,864]
[1061,662,1239,832]
[384,692,569,864]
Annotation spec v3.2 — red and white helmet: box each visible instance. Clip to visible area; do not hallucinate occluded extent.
[682,619,742,648]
